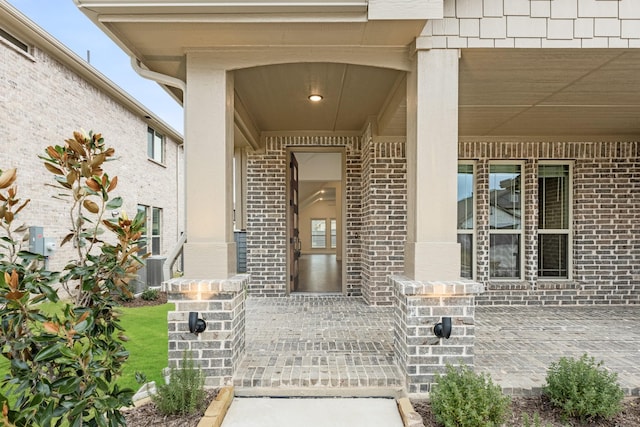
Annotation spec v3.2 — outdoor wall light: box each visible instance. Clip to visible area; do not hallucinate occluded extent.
[433,317,452,339]
[188,312,207,334]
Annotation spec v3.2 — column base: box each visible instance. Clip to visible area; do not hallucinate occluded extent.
[391,275,484,395]
[163,275,249,388]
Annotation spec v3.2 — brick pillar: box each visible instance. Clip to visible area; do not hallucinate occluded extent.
[391,275,483,394]
[163,274,249,387]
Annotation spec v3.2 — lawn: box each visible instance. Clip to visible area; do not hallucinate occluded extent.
[0,302,173,395]
[118,303,174,391]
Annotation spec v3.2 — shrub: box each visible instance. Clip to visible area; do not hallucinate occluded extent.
[543,353,624,422]
[430,364,510,427]
[153,351,207,416]
[0,131,146,427]
[141,288,159,301]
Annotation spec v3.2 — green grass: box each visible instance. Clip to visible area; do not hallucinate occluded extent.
[118,303,174,391]
[0,303,174,395]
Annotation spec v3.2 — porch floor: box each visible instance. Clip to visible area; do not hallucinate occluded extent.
[233,296,403,394]
[475,305,640,396]
[234,297,640,396]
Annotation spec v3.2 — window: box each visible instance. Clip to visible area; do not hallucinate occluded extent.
[489,164,523,279]
[311,219,326,249]
[151,207,162,255]
[137,205,148,255]
[137,205,162,255]
[330,219,337,249]
[457,163,474,279]
[0,28,29,53]
[147,127,164,163]
[538,164,570,278]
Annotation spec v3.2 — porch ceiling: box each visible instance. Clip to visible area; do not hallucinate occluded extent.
[234,48,640,143]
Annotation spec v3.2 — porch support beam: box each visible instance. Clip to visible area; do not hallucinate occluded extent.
[405,46,460,281]
[183,52,236,278]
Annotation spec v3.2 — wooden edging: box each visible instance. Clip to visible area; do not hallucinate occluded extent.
[197,386,235,427]
[397,397,425,427]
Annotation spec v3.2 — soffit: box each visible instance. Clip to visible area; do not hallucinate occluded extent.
[459,48,640,140]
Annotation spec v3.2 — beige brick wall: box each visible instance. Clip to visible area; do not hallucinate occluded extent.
[1,39,182,274]
[427,0,640,48]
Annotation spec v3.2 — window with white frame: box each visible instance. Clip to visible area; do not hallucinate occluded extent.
[457,163,474,279]
[0,27,29,53]
[147,127,165,164]
[330,219,337,249]
[489,163,523,279]
[311,219,326,249]
[538,164,571,278]
[137,204,162,255]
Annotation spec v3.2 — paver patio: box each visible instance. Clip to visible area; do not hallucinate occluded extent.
[475,305,640,396]
[234,296,640,396]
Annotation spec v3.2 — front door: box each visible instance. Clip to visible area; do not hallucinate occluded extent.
[288,152,300,292]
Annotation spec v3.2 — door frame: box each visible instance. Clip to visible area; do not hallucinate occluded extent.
[286,146,347,295]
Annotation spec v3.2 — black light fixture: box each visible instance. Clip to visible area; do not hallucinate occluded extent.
[188,312,207,334]
[433,317,452,339]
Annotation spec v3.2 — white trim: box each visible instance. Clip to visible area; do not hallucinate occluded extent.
[457,160,475,280]
[537,161,574,281]
[488,160,525,281]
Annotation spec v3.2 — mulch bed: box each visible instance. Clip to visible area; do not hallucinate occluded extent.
[413,395,640,426]
[123,389,217,427]
[119,291,168,308]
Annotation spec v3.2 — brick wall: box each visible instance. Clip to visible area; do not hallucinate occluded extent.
[164,275,248,387]
[361,131,407,305]
[246,135,361,296]
[1,37,182,274]
[427,0,640,48]
[461,141,640,305]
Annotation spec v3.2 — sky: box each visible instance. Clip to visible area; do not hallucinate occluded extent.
[7,0,185,134]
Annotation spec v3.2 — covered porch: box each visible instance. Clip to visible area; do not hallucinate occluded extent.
[74,0,640,394]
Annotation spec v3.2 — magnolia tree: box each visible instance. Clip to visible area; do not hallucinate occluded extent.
[0,131,146,427]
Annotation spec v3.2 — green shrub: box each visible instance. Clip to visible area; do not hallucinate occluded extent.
[430,364,510,427]
[521,412,552,427]
[543,353,623,422]
[141,288,159,301]
[153,351,206,416]
[0,132,146,427]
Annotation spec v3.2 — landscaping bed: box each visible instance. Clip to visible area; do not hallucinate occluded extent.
[413,395,640,427]
[124,389,217,427]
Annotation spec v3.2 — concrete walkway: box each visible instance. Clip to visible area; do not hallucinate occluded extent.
[220,397,404,427]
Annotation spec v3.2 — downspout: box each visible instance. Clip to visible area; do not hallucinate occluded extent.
[130,57,187,282]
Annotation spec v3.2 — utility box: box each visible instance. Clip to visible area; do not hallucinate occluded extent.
[29,226,45,255]
[146,256,166,287]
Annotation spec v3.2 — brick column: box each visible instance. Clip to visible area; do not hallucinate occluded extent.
[392,275,483,394]
[163,274,249,387]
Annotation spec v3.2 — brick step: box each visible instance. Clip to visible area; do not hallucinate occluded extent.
[233,353,403,389]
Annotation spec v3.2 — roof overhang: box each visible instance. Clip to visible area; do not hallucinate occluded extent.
[73,0,438,102]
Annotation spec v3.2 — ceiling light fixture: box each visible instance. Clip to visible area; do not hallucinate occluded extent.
[308,94,323,102]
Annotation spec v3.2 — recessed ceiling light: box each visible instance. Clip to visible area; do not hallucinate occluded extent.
[308,94,323,102]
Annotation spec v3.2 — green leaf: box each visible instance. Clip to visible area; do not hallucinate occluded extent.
[105,197,123,210]
[34,343,62,362]
[52,376,81,395]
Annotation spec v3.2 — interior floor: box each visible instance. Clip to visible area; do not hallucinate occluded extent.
[296,254,342,293]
